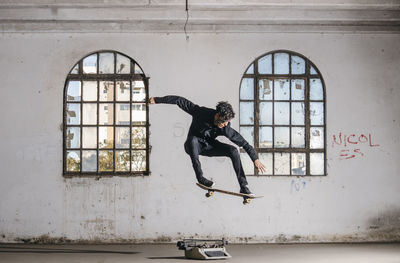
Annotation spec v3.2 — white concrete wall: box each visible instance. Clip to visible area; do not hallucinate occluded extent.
[0,32,399,243]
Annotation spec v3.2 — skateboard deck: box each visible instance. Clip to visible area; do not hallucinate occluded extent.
[196,183,263,205]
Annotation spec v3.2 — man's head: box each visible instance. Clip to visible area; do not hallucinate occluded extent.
[214,101,235,128]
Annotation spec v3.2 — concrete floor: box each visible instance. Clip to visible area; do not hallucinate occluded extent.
[0,243,399,263]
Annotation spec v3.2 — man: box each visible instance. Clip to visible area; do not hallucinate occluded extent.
[149,95,266,195]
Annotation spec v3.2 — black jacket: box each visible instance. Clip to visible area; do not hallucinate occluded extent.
[154,96,258,162]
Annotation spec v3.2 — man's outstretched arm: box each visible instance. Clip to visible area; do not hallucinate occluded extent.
[149,96,199,116]
[223,124,266,173]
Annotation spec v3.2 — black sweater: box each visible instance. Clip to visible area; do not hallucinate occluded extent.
[154,95,258,162]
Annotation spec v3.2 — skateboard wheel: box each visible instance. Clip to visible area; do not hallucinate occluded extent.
[206,191,214,198]
[243,198,251,205]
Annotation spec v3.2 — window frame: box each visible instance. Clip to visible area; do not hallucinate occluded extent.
[240,50,327,176]
[63,50,150,177]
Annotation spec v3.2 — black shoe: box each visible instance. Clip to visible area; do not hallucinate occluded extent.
[197,176,214,188]
[240,185,255,197]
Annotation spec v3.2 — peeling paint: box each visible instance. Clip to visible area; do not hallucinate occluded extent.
[3,231,400,245]
[15,235,72,244]
[366,209,400,241]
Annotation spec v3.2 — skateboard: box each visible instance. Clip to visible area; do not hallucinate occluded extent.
[196,183,263,205]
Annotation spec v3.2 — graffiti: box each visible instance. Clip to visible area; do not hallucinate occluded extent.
[338,149,365,160]
[290,180,306,193]
[331,132,380,160]
[173,122,186,137]
[332,133,380,148]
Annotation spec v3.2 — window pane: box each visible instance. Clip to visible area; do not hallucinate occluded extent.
[70,64,79,74]
[116,81,130,101]
[274,102,289,125]
[259,127,272,148]
[132,80,146,102]
[132,127,147,148]
[132,150,146,171]
[82,103,97,125]
[99,127,114,149]
[83,54,97,74]
[274,53,289,74]
[240,78,254,100]
[134,64,143,74]
[116,103,130,125]
[310,78,323,100]
[310,153,324,175]
[99,52,115,74]
[275,153,290,175]
[116,127,130,148]
[67,81,81,101]
[274,79,290,100]
[132,103,147,125]
[246,63,254,74]
[116,150,130,171]
[274,127,289,148]
[259,153,273,175]
[260,102,272,125]
[259,79,273,100]
[291,127,305,148]
[116,54,131,74]
[240,127,254,147]
[258,54,272,74]
[66,127,80,148]
[82,150,97,172]
[66,151,80,172]
[82,127,97,148]
[292,153,306,176]
[291,56,305,74]
[291,102,305,125]
[99,103,113,125]
[291,79,305,101]
[241,152,254,175]
[310,65,317,74]
[99,81,114,101]
[240,102,254,125]
[310,102,324,125]
[99,150,113,172]
[66,103,80,125]
[82,81,97,101]
[310,127,324,149]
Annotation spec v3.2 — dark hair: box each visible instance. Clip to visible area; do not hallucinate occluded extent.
[216,101,235,123]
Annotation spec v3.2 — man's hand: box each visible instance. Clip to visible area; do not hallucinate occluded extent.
[254,159,266,173]
[149,97,155,104]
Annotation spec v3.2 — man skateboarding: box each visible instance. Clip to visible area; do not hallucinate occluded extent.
[149,95,266,195]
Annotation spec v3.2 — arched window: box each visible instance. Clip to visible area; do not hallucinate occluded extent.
[63,51,149,176]
[239,50,326,176]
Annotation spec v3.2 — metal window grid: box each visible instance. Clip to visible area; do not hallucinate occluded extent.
[63,51,150,177]
[239,50,327,177]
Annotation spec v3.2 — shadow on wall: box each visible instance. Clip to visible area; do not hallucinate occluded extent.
[367,208,400,241]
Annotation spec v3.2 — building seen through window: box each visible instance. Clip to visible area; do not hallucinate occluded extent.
[64,51,149,176]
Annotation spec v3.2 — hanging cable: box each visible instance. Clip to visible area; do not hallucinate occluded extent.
[184,0,189,41]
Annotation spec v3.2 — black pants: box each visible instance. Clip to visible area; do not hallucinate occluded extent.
[184,136,248,188]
